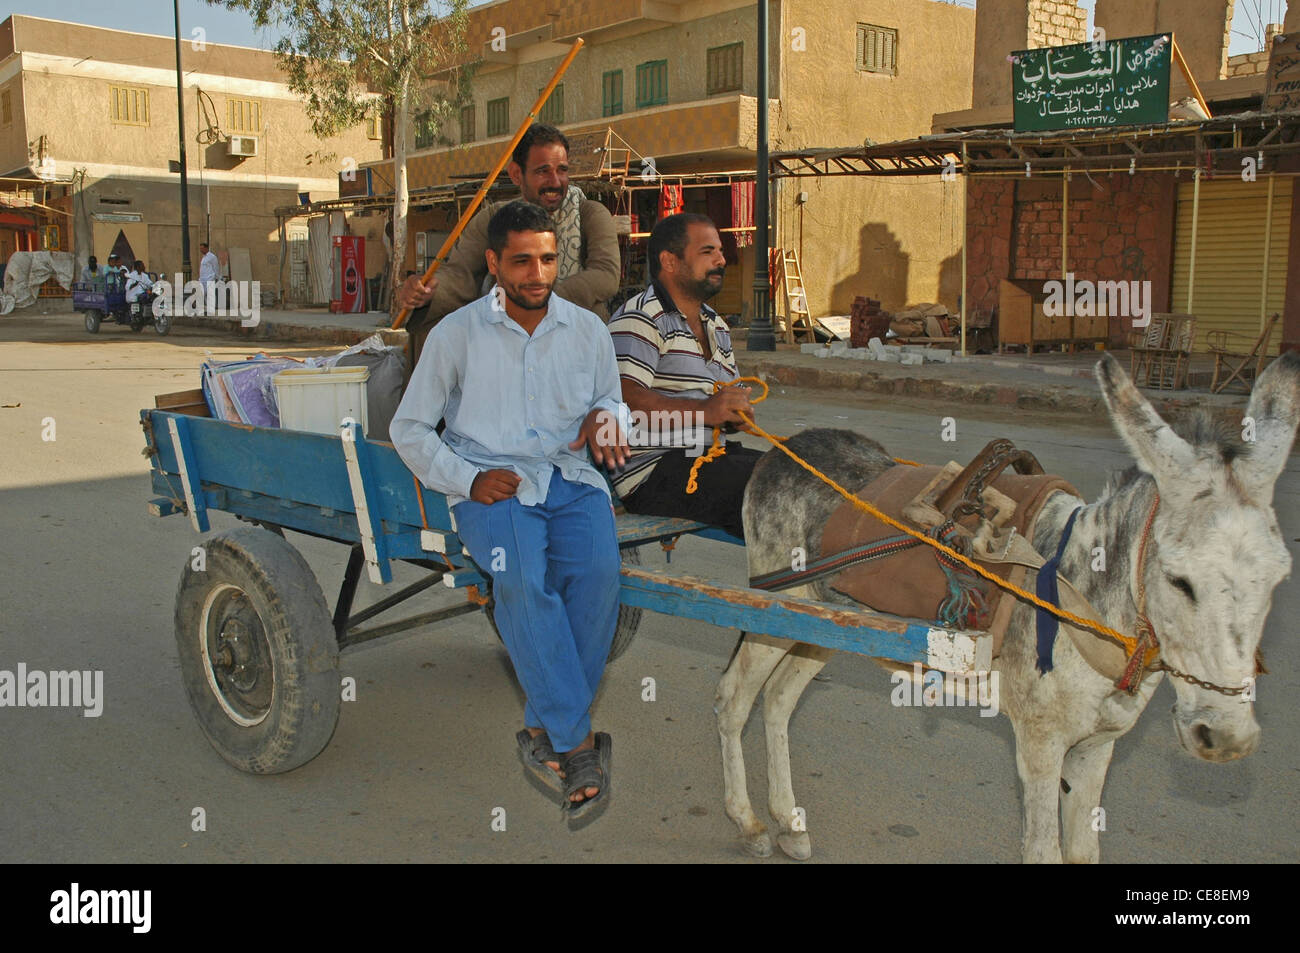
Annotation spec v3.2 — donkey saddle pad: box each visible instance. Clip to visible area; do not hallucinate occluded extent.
[819,463,1078,630]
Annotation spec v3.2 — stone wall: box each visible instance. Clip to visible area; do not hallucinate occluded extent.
[1028,0,1088,47]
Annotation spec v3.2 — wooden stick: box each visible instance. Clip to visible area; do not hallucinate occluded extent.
[1171,35,1212,120]
[391,37,586,330]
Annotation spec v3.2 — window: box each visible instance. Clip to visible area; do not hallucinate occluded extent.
[635,59,668,109]
[707,43,743,95]
[1,89,11,126]
[856,24,897,75]
[110,86,150,125]
[602,70,623,117]
[460,104,476,143]
[227,98,262,133]
[487,97,510,136]
[414,110,435,149]
[365,113,382,140]
[538,84,563,125]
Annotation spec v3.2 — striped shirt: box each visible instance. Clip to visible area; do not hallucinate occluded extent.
[608,282,738,496]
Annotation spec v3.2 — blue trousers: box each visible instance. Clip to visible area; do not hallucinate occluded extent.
[452,471,621,752]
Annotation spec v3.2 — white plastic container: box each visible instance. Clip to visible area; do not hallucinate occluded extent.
[273,366,370,436]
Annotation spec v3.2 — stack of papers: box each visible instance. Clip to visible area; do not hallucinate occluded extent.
[202,357,301,427]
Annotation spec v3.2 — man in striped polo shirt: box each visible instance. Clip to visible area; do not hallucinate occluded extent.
[607,213,762,538]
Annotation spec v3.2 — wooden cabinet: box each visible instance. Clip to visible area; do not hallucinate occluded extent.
[998,279,1108,351]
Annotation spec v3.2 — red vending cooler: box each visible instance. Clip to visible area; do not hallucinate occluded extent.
[331,235,365,313]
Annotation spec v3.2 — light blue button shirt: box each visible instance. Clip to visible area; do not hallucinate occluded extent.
[391,290,628,509]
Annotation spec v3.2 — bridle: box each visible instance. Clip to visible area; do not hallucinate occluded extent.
[1116,490,1266,697]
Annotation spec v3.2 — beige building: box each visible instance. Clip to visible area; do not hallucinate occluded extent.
[361,0,976,318]
[0,14,382,290]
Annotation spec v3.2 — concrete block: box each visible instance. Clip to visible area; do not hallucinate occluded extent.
[813,347,831,359]
[867,337,889,358]
[923,348,953,363]
[876,348,901,363]
[828,340,850,355]
[800,342,822,354]
[899,353,924,366]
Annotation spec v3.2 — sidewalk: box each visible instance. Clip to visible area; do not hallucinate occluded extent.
[173,305,1254,417]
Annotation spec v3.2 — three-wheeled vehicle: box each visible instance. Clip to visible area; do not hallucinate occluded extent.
[74,277,171,335]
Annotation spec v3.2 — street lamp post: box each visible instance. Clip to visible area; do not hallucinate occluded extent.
[174,0,192,281]
[747,0,775,351]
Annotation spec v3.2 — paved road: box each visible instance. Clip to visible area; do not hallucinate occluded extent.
[1,312,1296,863]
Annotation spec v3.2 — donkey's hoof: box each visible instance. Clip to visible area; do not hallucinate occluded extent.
[777,831,812,860]
[741,831,773,858]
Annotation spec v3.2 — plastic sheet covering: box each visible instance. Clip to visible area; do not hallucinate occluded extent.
[1,251,75,312]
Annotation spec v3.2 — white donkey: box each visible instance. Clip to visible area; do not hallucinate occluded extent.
[716,352,1298,863]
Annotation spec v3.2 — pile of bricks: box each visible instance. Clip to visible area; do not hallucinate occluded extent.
[850,296,889,348]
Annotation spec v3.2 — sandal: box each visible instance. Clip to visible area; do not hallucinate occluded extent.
[560,732,612,820]
[516,729,564,793]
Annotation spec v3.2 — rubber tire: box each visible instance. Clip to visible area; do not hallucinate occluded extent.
[483,546,642,663]
[130,315,145,332]
[174,526,340,774]
[154,307,171,335]
[84,310,102,334]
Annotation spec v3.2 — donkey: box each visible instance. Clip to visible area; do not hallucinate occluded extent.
[715,352,1299,863]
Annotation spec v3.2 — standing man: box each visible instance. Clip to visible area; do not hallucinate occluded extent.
[397,123,620,365]
[607,213,760,539]
[391,201,628,818]
[198,242,220,313]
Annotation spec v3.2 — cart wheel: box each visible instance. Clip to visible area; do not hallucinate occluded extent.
[482,546,642,663]
[84,310,102,334]
[154,311,172,335]
[174,526,340,774]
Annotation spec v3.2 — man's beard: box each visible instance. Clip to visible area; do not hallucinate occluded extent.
[502,282,553,312]
[687,269,725,302]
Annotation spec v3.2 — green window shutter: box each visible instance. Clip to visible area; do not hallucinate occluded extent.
[602,70,623,117]
[538,84,563,124]
[636,60,668,109]
[487,97,510,137]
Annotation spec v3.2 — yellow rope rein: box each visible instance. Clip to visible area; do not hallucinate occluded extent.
[688,377,1141,658]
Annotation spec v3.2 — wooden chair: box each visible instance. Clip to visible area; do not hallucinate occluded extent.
[1130,313,1195,389]
[1208,313,1280,394]
[1128,314,1168,385]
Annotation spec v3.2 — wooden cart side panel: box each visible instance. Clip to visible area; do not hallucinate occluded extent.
[143,410,455,533]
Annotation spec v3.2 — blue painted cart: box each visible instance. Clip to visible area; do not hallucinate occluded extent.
[142,408,991,774]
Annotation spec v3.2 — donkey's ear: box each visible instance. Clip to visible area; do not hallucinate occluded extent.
[1235,350,1300,504]
[1095,353,1196,488]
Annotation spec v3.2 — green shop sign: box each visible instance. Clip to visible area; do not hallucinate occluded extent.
[1013,33,1172,133]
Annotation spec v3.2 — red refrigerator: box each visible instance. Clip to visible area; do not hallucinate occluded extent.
[331,235,365,313]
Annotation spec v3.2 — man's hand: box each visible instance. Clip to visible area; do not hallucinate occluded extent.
[470,468,521,504]
[701,387,755,428]
[570,409,630,472]
[398,273,439,311]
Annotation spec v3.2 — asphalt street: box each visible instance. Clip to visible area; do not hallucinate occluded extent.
[1,312,1297,863]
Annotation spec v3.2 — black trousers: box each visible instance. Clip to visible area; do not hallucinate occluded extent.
[620,442,765,539]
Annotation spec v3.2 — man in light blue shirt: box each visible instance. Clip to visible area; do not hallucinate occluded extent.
[391,201,628,820]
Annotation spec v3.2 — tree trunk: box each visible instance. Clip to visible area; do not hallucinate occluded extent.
[390,83,410,323]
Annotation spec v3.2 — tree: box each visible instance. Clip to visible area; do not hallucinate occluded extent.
[207,0,472,311]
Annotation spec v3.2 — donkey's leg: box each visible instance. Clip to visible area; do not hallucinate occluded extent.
[715,632,791,858]
[761,642,834,861]
[1012,720,1068,864]
[1060,735,1116,865]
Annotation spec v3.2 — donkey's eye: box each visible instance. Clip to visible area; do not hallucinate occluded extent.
[1166,575,1196,602]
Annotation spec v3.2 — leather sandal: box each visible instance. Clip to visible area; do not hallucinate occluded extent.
[561,732,612,821]
[516,728,564,793]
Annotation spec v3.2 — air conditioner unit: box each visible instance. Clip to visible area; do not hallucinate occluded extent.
[227,136,259,157]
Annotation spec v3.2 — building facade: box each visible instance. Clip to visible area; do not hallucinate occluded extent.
[360,0,976,319]
[0,15,382,291]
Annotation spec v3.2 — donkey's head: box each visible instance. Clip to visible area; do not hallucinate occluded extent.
[1097,351,1299,762]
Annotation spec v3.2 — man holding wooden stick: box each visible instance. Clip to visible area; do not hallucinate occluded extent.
[397,124,620,364]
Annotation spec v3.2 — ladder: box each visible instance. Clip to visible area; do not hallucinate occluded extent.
[772,248,816,344]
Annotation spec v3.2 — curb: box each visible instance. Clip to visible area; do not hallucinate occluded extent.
[737,354,1241,419]
[172,313,407,348]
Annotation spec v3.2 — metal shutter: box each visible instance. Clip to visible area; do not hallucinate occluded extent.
[1170,176,1291,351]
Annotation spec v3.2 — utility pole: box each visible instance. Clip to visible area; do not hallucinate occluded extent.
[174,0,192,281]
[747,0,775,351]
